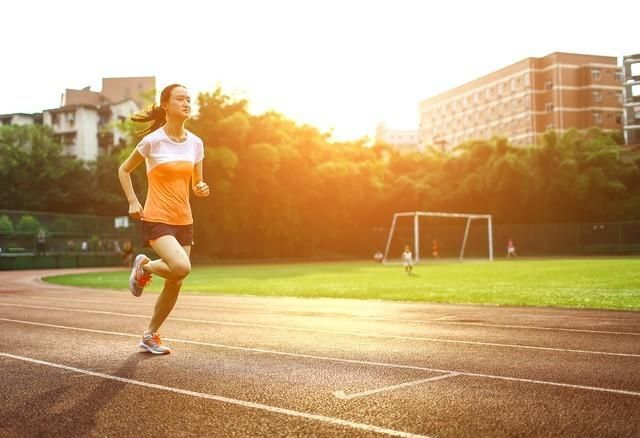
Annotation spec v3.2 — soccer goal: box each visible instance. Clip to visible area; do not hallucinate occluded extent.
[382,212,493,264]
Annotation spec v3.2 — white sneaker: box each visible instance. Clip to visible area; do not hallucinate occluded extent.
[139,332,171,354]
[129,254,151,297]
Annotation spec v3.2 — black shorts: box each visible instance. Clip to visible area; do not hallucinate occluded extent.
[141,221,194,247]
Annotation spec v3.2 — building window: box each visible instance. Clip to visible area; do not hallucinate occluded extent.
[545,102,554,113]
[592,69,601,80]
[510,78,516,92]
[473,93,479,104]
[617,92,623,104]
[615,71,623,82]
[592,90,602,103]
[616,115,622,124]
[593,112,602,124]
[524,73,531,88]
[546,123,554,130]
[545,81,553,91]
[497,83,504,95]
[485,88,491,100]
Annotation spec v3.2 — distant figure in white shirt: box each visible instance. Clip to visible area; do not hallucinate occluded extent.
[507,238,518,258]
[402,245,414,275]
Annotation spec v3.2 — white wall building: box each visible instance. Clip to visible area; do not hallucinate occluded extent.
[0,113,41,126]
[375,123,420,153]
[0,76,154,161]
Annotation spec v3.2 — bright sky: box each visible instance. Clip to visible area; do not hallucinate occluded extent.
[1,0,637,141]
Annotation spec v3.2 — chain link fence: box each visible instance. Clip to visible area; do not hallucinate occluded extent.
[2,209,639,269]
[360,220,640,260]
[0,210,140,270]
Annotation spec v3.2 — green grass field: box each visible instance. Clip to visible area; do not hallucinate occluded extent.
[43,258,640,311]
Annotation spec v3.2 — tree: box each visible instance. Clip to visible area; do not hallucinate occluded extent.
[0,125,93,213]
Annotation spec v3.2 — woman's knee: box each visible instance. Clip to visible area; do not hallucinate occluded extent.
[164,278,183,289]
[170,260,191,280]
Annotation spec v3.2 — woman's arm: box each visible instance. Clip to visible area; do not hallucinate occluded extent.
[118,149,145,220]
[192,160,210,197]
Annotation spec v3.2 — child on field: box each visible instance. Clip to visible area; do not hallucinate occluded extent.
[507,238,517,258]
[402,245,413,275]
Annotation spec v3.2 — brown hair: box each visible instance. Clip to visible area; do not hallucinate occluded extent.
[131,83,185,136]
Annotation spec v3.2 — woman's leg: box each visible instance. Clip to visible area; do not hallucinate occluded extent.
[142,240,191,280]
[145,235,191,333]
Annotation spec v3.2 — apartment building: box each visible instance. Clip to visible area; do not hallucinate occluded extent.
[419,52,623,150]
[622,54,640,145]
[0,77,155,161]
[0,113,42,126]
[375,123,420,153]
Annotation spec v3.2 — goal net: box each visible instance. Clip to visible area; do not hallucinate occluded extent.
[382,212,493,264]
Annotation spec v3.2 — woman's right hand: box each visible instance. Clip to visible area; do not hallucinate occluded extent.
[128,200,144,220]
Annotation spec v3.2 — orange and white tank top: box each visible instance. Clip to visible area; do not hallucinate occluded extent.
[136,127,204,225]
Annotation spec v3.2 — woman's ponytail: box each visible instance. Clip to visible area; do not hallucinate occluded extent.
[130,83,184,136]
[131,104,166,136]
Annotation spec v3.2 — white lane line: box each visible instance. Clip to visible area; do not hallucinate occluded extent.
[0,352,431,438]
[434,315,457,321]
[406,320,640,336]
[1,302,638,358]
[333,373,461,400]
[1,317,639,398]
[4,295,640,334]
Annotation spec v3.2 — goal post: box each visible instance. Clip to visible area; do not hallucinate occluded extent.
[382,211,493,264]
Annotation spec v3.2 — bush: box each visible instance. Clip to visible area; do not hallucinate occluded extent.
[0,215,14,233]
[16,215,40,233]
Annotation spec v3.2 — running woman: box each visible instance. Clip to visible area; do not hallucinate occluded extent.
[118,84,209,354]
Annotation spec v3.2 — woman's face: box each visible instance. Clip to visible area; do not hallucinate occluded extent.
[164,86,191,120]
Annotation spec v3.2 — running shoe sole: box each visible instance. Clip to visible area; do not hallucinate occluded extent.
[129,254,147,297]
[139,341,171,354]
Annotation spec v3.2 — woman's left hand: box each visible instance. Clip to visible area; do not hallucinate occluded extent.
[194,181,210,197]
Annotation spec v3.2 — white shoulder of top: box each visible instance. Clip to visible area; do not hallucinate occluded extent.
[141,128,202,145]
[141,128,164,144]
[186,129,203,145]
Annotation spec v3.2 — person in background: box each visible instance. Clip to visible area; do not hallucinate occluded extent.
[507,238,518,258]
[432,239,440,259]
[122,240,134,267]
[35,228,47,255]
[402,244,414,275]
